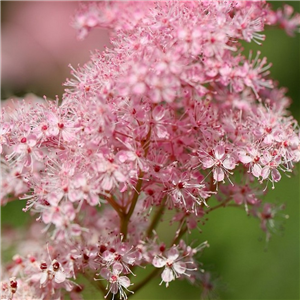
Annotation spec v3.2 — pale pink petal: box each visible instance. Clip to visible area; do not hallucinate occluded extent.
[252,164,262,178]
[163,87,176,103]
[152,105,165,121]
[132,82,146,94]
[114,170,126,183]
[233,194,243,205]
[213,167,224,182]
[239,152,252,164]
[30,273,42,283]
[214,145,225,160]
[111,282,119,294]
[271,169,281,182]
[167,247,179,261]
[223,157,235,170]
[101,176,113,190]
[47,191,63,206]
[173,261,186,274]
[62,129,77,143]
[87,192,99,206]
[68,189,82,202]
[49,126,59,137]
[117,151,129,163]
[55,271,66,283]
[161,267,175,283]
[202,157,214,169]
[153,257,166,268]
[27,134,37,147]
[119,276,130,288]
[34,149,44,160]
[100,268,111,280]
[52,212,63,227]
[42,210,53,224]
[112,262,123,275]
[261,166,270,180]
[70,224,82,236]
[150,89,162,103]
[40,272,48,285]
[24,154,32,167]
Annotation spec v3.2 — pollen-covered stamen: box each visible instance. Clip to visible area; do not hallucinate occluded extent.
[52,260,60,272]
[154,165,161,172]
[177,182,185,189]
[114,254,122,262]
[10,277,17,294]
[166,261,173,268]
[110,274,118,283]
[83,253,89,263]
[40,262,48,270]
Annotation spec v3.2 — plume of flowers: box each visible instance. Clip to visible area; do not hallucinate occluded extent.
[1,1,299,299]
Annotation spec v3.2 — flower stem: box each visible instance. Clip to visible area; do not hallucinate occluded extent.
[205,197,232,214]
[131,267,162,294]
[120,128,152,240]
[120,171,144,240]
[104,194,124,217]
[170,219,188,246]
[82,272,106,295]
[146,196,167,238]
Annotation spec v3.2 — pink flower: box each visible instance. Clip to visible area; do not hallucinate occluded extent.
[199,144,236,183]
[153,247,190,287]
[99,262,132,300]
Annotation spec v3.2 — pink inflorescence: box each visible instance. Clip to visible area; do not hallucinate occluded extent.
[1,1,300,299]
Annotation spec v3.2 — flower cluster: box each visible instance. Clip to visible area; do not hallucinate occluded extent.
[1,1,299,299]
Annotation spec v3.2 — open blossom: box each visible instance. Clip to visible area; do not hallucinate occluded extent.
[198,144,236,183]
[1,1,300,300]
[152,246,199,287]
[153,248,186,287]
[99,263,132,300]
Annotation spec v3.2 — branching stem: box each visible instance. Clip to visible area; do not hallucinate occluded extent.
[146,196,167,238]
[205,197,232,214]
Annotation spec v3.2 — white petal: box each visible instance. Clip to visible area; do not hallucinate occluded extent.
[153,256,166,268]
[272,169,281,182]
[40,272,48,285]
[261,166,270,180]
[55,271,66,283]
[119,276,131,288]
[174,262,186,274]
[213,168,224,182]
[214,145,225,160]
[239,153,252,164]
[167,247,179,261]
[161,268,175,283]
[112,262,123,275]
[223,157,235,170]
[252,164,262,178]
[114,170,127,183]
[101,176,113,191]
[202,157,215,169]
[100,268,111,280]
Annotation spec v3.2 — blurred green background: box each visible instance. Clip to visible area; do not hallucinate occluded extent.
[1,1,299,300]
